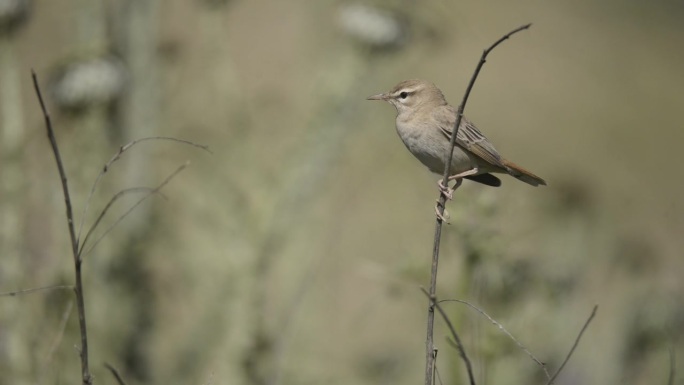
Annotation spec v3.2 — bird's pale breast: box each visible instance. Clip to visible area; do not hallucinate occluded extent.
[395,116,478,175]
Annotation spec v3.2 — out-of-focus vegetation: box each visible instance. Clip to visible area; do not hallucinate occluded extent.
[1,0,683,384]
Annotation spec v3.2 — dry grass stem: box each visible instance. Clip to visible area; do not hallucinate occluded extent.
[80,162,189,259]
[78,187,167,256]
[422,288,476,385]
[43,300,74,368]
[77,136,211,245]
[547,305,598,385]
[0,285,74,297]
[32,69,92,385]
[425,23,532,385]
[439,299,550,379]
[104,362,129,385]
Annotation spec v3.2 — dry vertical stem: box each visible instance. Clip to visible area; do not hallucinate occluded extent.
[425,23,531,385]
[32,69,92,385]
[666,347,675,385]
[422,288,476,385]
[32,69,207,384]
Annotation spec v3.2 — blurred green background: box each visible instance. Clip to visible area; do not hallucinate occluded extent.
[1,0,683,384]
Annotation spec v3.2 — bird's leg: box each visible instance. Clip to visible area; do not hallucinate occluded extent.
[434,201,450,224]
[437,168,477,200]
[435,168,479,222]
[437,178,454,200]
[447,167,479,182]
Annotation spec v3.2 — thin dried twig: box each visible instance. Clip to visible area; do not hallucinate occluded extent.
[44,300,74,365]
[422,288,476,385]
[432,348,439,385]
[424,23,532,385]
[35,300,74,383]
[104,362,129,385]
[667,346,675,385]
[433,22,532,222]
[546,305,598,385]
[0,285,73,297]
[32,69,93,385]
[434,360,444,385]
[76,136,210,245]
[80,162,189,259]
[439,299,550,379]
[32,69,205,385]
[78,187,167,256]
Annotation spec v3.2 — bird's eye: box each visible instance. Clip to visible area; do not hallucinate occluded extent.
[399,91,408,99]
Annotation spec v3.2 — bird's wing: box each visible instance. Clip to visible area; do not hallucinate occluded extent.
[434,105,506,169]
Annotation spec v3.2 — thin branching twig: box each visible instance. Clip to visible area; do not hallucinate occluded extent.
[76,136,210,245]
[424,23,531,385]
[434,360,444,385]
[0,285,73,297]
[546,305,598,385]
[104,362,129,385]
[43,300,74,366]
[33,69,204,384]
[422,288,476,385]
[80,162,189,259]
[78,187,167,256]
[666,346,676,385]
[32,69,91,384]
[32,69,93,385]
[35,300,74,383]
[439,298,550,379]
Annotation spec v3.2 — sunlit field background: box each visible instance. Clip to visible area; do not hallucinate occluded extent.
[1,1,683,384]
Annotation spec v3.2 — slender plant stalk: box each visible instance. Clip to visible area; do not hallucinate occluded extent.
[0,285,73,297]
[105,362,129,385]
[32,70,93,385]
[439,298,550,379]
[422,289,476,385]
[424,23,532,385]
[546,305,597,385]
[32,69,207,384]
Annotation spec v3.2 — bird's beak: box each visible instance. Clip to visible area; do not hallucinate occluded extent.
[366,92,388,101]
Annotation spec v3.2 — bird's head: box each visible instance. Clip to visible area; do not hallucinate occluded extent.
[367,79,447,115]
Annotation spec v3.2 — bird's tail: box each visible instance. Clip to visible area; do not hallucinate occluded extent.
[501,159,546,187]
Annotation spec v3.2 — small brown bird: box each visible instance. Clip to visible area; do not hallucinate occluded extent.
[367,79,546,194]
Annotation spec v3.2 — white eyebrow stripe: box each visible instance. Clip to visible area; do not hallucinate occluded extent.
[393,88,417,96]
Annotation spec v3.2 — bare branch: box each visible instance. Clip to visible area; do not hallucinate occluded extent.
[434,359,444,385]
[434,22,532,220]
[425,23,531,385]
[0,284,73,297]
[44,300,74,365]
[421,288,476,385]
[439,299,550,379]
[81,162,189,259]
[78,187,167,257]
[104,362,129,385]
[77,136,210,244]
[547,305,598,385]
[33,70,201,385]
[667,346,675,385]
[32,69,93,385]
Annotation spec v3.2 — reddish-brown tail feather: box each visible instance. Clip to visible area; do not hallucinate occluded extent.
[501,159,546,187]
